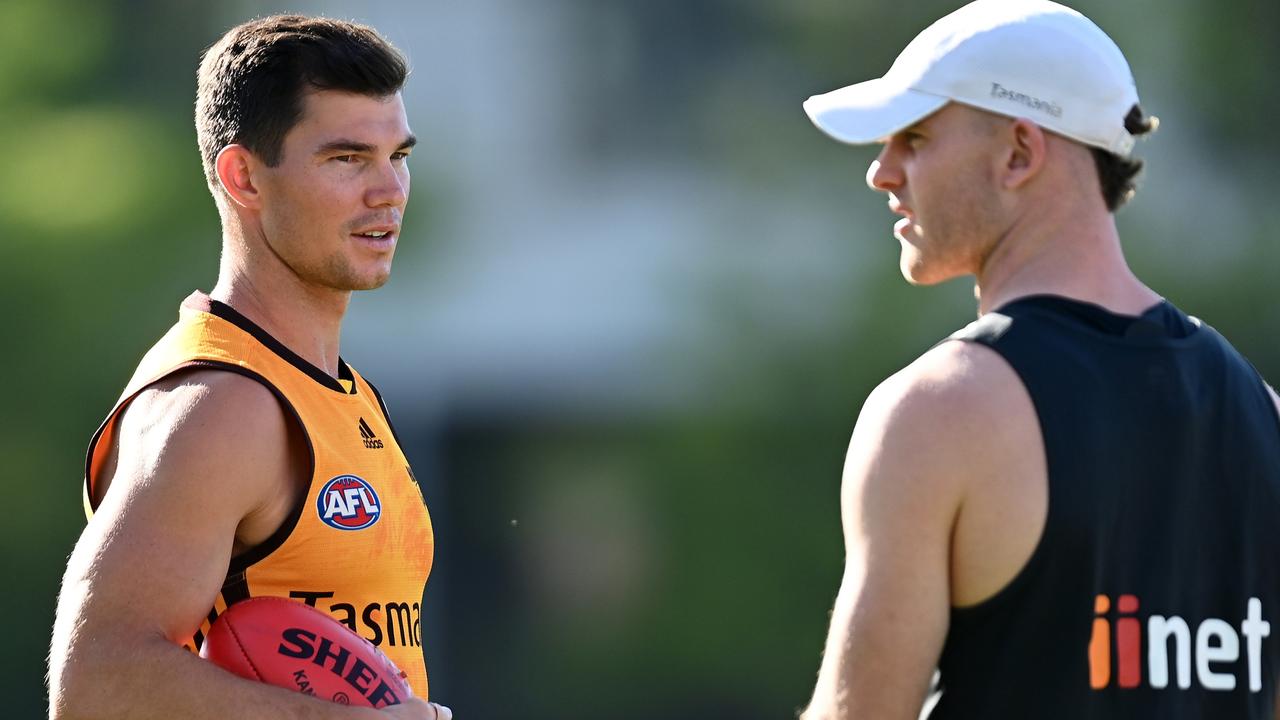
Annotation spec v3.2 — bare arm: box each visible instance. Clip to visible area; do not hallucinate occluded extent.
[49,371,440,720]
[801,342,1037,720]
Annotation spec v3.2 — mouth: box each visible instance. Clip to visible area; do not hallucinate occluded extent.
[350,225,399,250]
[893,216,914,240]
[888,197,912,219]
[888,199,915,240]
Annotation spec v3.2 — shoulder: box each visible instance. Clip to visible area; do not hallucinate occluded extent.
[122,368,290,458]
[124,367,288,435]
[846,340,1035,512]
[100,368,295,510]
[857,339,1027,454]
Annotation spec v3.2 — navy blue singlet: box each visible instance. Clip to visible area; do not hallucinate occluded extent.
[929,295,1280,719]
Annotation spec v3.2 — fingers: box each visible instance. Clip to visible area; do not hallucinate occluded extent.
[430,702,453,720]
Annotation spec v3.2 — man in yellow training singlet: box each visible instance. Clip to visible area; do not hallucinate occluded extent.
[49,16,449,720]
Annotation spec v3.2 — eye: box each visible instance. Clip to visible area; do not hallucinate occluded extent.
[333,155,357,163]
[391,151,410,161]
[901,131,926,149]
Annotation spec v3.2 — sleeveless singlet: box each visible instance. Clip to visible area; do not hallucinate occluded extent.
[928,295,1280,718]
[84,291,435,698]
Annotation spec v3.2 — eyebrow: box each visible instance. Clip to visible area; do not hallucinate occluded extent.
[315,135,417,155]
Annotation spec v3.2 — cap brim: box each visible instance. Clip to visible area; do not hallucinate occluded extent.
[803,78,949,145]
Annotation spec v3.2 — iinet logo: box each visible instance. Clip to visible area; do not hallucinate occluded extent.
[1089,594,1271,692]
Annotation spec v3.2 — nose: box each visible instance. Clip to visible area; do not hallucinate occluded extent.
[366,159,409,209]
[866,145,903,193]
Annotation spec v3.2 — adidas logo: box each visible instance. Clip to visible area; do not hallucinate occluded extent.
[358,417,384,449]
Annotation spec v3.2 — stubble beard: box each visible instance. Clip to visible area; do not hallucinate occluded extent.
[263,195,393,293]
[899,221,973,286]
[901,171,1002,286]
[266,218,393,292]
[318,251,391,292]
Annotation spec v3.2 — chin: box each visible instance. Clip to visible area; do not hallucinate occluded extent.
[320,268,391,292]
[356,256,394,286]
[353,273,391,291]
[901,270,946,286]
[900,254,961,287]
[899,246,933,285]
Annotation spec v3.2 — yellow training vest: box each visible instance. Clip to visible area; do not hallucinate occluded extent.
[85,291,434,698]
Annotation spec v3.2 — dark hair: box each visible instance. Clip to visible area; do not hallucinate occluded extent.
[1090,105,1158,212]
[195,15,408,193]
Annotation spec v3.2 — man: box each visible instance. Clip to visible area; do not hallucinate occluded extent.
[798,1,1280,718]
[49,16,449,720]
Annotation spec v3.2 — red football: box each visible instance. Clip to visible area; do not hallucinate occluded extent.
[200,596,413,708]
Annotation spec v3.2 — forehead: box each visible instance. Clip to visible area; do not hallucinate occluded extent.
[288,90,411,146]
[890,103,1008,151]
[910,103,987,133]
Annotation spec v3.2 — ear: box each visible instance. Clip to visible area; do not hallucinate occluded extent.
[1001,119,1046,191]
[214,145,263,210]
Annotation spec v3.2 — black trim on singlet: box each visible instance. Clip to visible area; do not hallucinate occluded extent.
[221,570,251,606]
[365,378,427,503]
[192,605,223,651]
[84,405,118,500]
[193,361,316,578]
[182,291,357,396]
[161,362,313,644]
[83,359,317,590]
[364,377,406,450]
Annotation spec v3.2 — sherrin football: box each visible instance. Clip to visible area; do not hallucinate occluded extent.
[200,596,413,708]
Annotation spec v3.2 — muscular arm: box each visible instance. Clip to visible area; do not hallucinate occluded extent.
[801,342,1043,720]
[49,371,436,720]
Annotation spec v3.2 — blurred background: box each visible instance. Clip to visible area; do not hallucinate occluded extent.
[4,0,1279,717]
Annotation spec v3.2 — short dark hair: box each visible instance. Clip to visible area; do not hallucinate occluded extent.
[1090,105,1158,212]
[195,15,408,194]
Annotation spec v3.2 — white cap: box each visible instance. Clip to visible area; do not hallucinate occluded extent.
[803,0,1140,156]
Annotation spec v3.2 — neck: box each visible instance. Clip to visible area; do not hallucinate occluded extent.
[211,230,351,379]
[974,197,1160,317]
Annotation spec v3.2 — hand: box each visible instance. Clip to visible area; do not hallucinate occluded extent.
[379,698,452,719]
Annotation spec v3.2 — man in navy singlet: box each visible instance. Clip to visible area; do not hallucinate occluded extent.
[797,2,1280,719]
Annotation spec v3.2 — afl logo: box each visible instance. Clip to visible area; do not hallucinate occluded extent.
[317,475,382,531]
